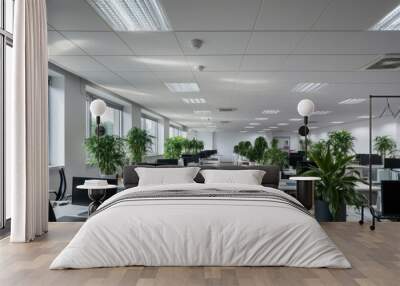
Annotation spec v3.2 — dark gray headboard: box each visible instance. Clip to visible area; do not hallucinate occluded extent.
[123,165,280,189]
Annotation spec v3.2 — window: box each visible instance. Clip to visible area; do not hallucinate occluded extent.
[169,125,183,137]
[1,0,14,228]
[141,116,158,155]
[86,95,123,138]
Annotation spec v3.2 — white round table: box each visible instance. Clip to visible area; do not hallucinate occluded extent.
[77,184,117,215]
[289,177,321,210]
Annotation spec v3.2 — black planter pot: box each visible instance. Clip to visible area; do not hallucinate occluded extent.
[314,200,347,222]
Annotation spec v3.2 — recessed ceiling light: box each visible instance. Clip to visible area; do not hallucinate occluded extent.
[207,125,217,128]
[289,118,302,121]
[240,131,248,133]
[249,122,260,126]
[330,121,344,124]
[199,117,212,121]
[194,110,211,115]
[291,82,327,93]
[262,110,280,114]
[269,126,278,129]
[357,115,371,119]
[312,110,332,115]
[136,57,187,66]
[165,82,200,93]
[309,126,319,129]
[182,98,206,104]
[370,4,400,30]
[263,128,272,131]
[87,0,171,31]
[244,126,255,129]
[277,123,288,126]
[257,130,265,133]
[255,117,269,121]
[220,78,269,85]
[339,98,366,105]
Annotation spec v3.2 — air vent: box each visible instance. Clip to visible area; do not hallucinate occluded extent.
[218,108,237,112]
[220,120,231,124]
[365,56,400,70]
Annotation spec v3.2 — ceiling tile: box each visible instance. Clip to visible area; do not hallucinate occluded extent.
[116,71,165,90]
[241,55,287,71]
[246,32,306,54]
[255,0,330,30]
[295,31,400,54]
[162,0,262,30]
[313,0,400,30]
[135,56,192,71]
[78,71,128,86]
[61,32,133,55]
[154,71,195,82]
[186,56,242,71]
[48,31,85,56]
[47,0,111,31]
[49,55,107,71]
[284,55,380,71]
[93,56,150,71]
[118,32,183,55]
[176,32,251,55]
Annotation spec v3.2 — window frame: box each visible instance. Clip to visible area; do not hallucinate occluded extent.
[1,0,14,229]
[141,115,159,156]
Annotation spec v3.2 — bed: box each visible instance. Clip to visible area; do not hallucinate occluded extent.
[50,183,350,269]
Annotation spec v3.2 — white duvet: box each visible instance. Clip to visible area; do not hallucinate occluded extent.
[50,183,350,269]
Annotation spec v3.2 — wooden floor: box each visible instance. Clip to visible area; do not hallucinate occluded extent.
[0,222,399,286]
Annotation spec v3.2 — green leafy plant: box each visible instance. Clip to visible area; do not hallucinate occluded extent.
[164,136,186,159]
[253,136,268,163]
[85,135,126,175]
[304,140,364,219]
[327,130,355,155]
[126,127,154,163]
[182,138,204,154]
[263,138,288,169]
[374,135,396,159]
[235,138,267,163]
[233,145,240,155]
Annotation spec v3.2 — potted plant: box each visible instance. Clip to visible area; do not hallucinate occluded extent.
[327,130,355,155]
[85,135,126,176]
[126,127,153,164]
[253,136,268,165]
[164,136,186,159]
[374,135,396,159]
[304,141,364,221]
[263,138,288,170]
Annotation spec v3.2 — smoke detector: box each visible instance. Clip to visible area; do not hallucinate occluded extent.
[194,65,205,72]
[191,38,203,49]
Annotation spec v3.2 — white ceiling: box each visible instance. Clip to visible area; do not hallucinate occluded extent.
[47,0,400,132]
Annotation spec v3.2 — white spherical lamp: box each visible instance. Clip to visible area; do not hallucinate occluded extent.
[89,99,107,117]
[297,99,315,117]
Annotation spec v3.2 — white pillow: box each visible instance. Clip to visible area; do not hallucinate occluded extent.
[135,167,200,186]
[200,169,266,185]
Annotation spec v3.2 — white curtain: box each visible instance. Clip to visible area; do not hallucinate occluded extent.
[9,0,49,242]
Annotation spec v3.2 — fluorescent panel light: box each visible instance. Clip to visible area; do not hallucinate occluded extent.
[199,117,212,121]
[292,82,327,93]
[312,110,332,115]
[330,121,344,124]
[370,4,400,30]
[257,130,265,133]
[358,115,370,119]
[240,131,248,133]
[263,128,272,131]
[194,110,211,115]
[309,126,319,129]
[207,125,217,128]
[269,126,278,129]
[255,117,269,121]
[182,98,206,104]
[339,98,366,105]
[262,110,280,115]
[165,82,200,93]
[289,118,302,121]
[277,123,288,126]
[244,126,255,129]
[87,0,172,31]
[249,122,260,126]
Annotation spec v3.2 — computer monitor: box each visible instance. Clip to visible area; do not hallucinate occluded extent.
[356,154,382,165]
[384,158,400,169]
